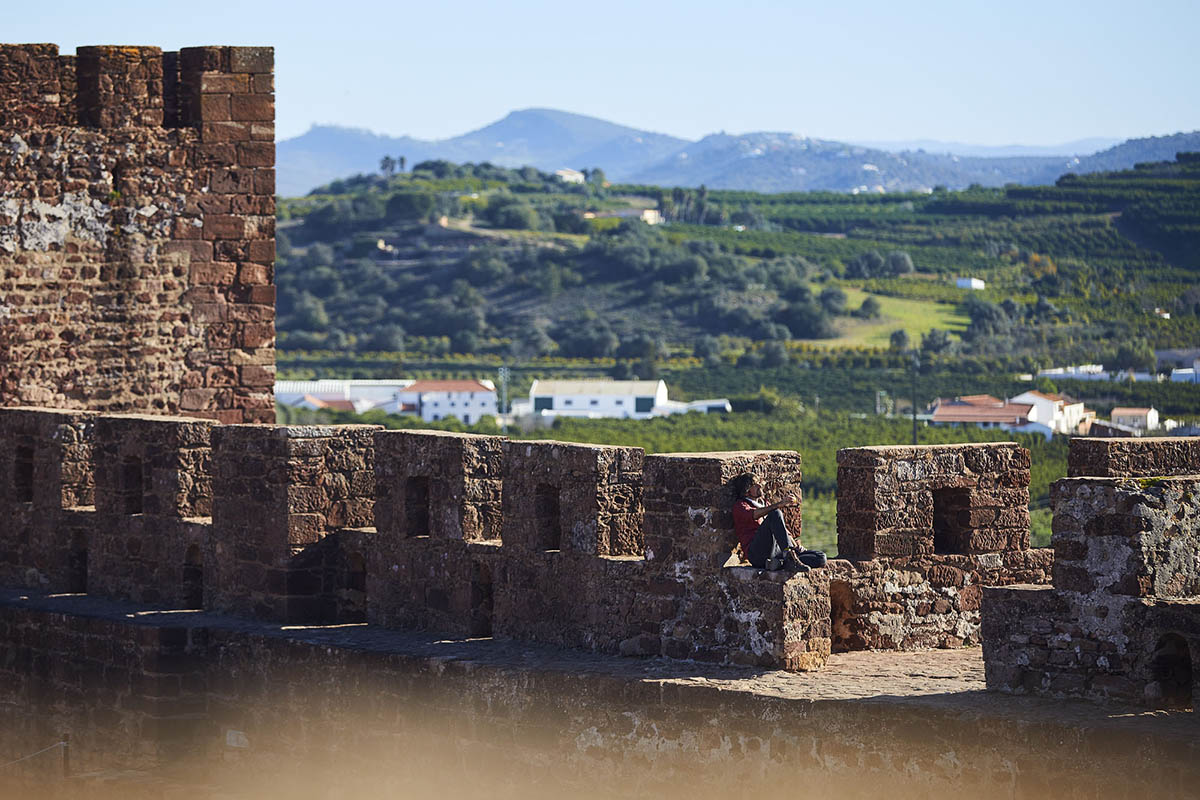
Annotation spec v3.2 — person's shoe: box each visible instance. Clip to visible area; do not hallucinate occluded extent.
[784,552,810,573]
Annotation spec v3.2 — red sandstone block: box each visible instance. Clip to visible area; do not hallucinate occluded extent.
[238,142,274,167]
[196,143,237,167]
[247,286,275,305]
[163,240,213,263]
[230,94,273,121]
[212,410,244,424]
[205,366,238,387]
[250,122,274,141]
[237,262,272,285]
[230,47,273,74]
[195,194,233,214]
[241,323,274,348]
[241,364,275,387]
[172,217,202,240]
[203,215,245,240]
[190,262,236,286]
[191,303,228,323]
[211,169,255,194]
[180,388,217,411]
[200,93,231,121]
[873,532,934,557]
[246,241,275,265]
[201,121,251,143]
[214,240,249,262]
[180,46,227,73]
[252,73,274,94]
[228,304,273,323]
[200,73,249,93]
[252,168,275,195]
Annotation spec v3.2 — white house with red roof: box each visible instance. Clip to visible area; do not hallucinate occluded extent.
[378,379,498,424]
[1009,390,1096,435]
[929,395,1053,439]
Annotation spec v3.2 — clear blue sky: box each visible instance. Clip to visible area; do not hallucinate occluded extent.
[8,0,1199,145]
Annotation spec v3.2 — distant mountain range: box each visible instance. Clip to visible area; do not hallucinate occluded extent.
[847,137,1122,157]
[277,108,1200,196]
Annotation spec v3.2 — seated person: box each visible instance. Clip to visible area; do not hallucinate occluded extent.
[730,473,827,573]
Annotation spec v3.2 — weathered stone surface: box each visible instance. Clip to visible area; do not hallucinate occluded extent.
[983,474,1200,709]
[1,590,1198,799]
[208,423,380,623]
[0,43,275,423]
[1068,436,1200,478]
[837,443,1031,559]
[829,549,1053,652]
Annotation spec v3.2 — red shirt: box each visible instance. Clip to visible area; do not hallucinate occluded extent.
[733,498,761,553]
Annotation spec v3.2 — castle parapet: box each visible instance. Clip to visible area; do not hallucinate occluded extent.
[76,46,164,128]
[982,436,1200,708]
[0,407,96,591]
[1,42,275,423]
[1068,436,1200,478]
[837,443,1031,559]
[369,430,505,635]
[643,450,802,572]
[209,424,378,622]
[500,440,644,556]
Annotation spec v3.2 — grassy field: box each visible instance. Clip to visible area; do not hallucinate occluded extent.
[815,287,969,348]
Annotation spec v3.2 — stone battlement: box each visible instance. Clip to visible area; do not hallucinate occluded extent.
[0,43,275,422]
[0,405,1055,673]
[982,437,1200,709]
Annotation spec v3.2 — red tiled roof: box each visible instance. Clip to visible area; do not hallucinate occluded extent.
[303,395,356,412]
[1024,390,1077,404]
[1111,407,1151,416]
[403,380,494,393]
[954,394,1004,406]
[931,402,1034,424]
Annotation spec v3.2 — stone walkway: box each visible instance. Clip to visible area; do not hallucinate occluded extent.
[4,588,1194,739]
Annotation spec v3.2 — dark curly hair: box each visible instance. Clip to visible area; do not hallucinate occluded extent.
[729,472,756,499]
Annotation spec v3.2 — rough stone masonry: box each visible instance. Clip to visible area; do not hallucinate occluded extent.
[0,44,276,422]
[982,436,1200,708]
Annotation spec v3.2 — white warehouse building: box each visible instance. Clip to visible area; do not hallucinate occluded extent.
[515,379,730,420]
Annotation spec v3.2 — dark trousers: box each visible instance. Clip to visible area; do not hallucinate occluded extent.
[746,509,827,570]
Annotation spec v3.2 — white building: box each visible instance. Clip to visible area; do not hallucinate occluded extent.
[1009,390,1095,435]
[378,379,498,424]
[1037,364,1110,381]
[516,379,728,420]
[1170,359,1200,383]
[554,168,586,184]
[1111,407,1160,432]
[276,380,414,414]
[581,208,662,225]
[956,277,986,290]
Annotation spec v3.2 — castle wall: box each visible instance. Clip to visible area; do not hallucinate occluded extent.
[209,424,378,623]
[368,429,504,636]
[828,442,1049,652]
[982,437,1200,708]
[1068,435,1200,478]
[827,550,1052,652]
[837,443,1031,558]
[0,407,96,591]
[0,405,1055,674]
[2,591,1197,799]
[0,43,275,423]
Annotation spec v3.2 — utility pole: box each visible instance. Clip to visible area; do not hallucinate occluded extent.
[911,353,920,445]
[498,366,509,433]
